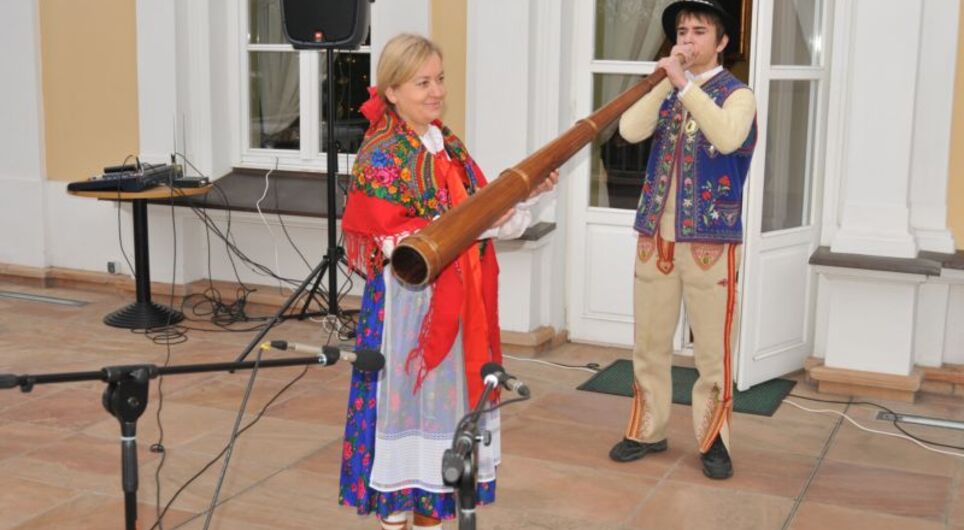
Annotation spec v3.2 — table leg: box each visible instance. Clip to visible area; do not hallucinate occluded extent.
[103,199,185,329]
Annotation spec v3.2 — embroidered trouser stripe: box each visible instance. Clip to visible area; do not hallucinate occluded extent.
[697,243,738,453]
[625,380,645,441]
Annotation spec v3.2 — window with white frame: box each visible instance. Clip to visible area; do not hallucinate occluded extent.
[243,0,371,172]
[760,0,825,232]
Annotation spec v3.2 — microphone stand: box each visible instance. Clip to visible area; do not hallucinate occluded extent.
[442,382,529,530]
[0,351,360,530]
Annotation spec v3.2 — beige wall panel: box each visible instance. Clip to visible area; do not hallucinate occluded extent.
[431,0,467,138]
[40,0,139,182]
[950,2,964,249]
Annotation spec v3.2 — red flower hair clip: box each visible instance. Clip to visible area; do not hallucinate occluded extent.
[360,86,387,124]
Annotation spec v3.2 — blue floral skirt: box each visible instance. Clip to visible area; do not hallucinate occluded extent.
[338,274,496,520]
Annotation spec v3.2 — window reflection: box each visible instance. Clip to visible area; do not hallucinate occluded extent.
[590,74,652,210]
[762,80,815,232]
[771,0,822,66]
[319,52,370,155]
[249,51,300,150]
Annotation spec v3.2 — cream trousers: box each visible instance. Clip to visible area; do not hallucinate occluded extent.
[622,234,742,453]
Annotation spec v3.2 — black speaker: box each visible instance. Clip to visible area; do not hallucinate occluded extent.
[281,0,371,50]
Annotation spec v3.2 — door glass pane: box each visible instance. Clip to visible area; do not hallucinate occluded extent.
[771,0,822,65]
[594,0,673,61]
[248,0,287,45]
[762,80,815,232]
[318,51,371,155]
[589,73,652,210]
[249,51,300,150]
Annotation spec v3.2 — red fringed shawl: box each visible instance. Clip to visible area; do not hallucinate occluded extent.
[341,90,502,407]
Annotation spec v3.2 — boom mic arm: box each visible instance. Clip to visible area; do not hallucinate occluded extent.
[266,340,385,372]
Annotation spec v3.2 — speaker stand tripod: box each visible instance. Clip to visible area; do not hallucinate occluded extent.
[288,49,359,332]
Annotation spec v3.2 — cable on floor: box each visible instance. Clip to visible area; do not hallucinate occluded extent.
[782,397,964,459]
[503,354,600,374]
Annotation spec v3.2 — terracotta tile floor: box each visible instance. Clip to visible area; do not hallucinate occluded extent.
[1,280,963,529]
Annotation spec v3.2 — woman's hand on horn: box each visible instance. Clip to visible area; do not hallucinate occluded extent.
[528,169,560,199]
[492,207,517,228]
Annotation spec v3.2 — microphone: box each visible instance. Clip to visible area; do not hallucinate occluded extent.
[480,362,530,398]
[267,341,385,372]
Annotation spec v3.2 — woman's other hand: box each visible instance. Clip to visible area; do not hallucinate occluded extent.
[528,169,560,199]
[492,207,517,228]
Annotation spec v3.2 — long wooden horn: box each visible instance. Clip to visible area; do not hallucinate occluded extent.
[391,68,671,287]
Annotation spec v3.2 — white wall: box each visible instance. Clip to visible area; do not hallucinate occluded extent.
[815,0,963,374]
[136,0,178,164]
[0,0,47,267]
[174,1,217,179]
[43,185,133,274]
[178,209,335,292]
[825,0,959,257]
[371,0,430,77]
[945,281,964,365]
[909,0,960,254]
[827,0,920,258]
[466,0,568,333]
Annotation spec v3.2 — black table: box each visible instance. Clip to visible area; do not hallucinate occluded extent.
[68,185,212,329]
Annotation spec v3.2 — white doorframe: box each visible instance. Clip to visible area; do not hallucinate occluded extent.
[735,0,831,390]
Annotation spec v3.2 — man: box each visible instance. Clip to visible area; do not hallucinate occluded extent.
[608,0,757,480]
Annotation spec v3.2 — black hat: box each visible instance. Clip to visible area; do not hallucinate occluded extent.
[662,0,738,53]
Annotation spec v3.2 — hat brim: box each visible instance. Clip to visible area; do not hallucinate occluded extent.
[661,1,739,54]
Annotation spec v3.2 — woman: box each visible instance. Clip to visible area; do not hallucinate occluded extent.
[338,34,556,529]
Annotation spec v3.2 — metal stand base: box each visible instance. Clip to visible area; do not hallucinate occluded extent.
[103,301,184,329]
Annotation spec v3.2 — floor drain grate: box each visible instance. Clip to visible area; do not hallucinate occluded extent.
[0,290,89,307]
[876,411,964,432]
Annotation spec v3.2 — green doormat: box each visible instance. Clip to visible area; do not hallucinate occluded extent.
[577,359,796,417]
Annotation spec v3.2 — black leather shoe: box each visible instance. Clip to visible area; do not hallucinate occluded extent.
[608,438,667,462]
[701,436,733,479]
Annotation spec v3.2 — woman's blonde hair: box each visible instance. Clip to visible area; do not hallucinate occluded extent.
[376,33,443,104]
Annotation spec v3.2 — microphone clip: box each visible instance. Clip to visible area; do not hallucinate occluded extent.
[480,362,531,398]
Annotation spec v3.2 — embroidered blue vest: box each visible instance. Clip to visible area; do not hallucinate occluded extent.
[633,70,757,243]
